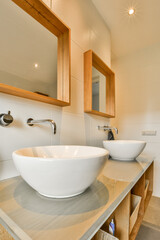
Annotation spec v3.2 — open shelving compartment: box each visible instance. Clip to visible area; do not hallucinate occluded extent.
[92,192,131,240]
[92,162,153,240]
[130,162,153,240]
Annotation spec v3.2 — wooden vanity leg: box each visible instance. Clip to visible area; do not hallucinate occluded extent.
[145,162,153,192]
[144,162,154,211]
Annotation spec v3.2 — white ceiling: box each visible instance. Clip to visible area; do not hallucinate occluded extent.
[92,0,160,59]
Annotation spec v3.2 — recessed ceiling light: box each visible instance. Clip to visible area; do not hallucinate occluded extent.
[34,63,39,68]
[128,8,135,15]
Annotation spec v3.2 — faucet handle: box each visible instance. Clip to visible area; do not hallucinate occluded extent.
[0,111,14,126]
[27,118,34,126]
[97,125,118,134]
[97,125,109,131]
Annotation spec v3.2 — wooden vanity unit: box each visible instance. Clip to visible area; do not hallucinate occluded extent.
[92,162,153,240]
[0,156,153,240]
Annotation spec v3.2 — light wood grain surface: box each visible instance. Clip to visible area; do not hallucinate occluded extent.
[0,156,153,240]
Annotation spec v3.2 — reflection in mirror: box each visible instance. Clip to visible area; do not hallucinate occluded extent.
[0,0,57,99]
[92,67,106,113]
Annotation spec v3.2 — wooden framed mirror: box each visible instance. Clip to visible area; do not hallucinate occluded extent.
[84,50,115,118]
[0,0,71,107]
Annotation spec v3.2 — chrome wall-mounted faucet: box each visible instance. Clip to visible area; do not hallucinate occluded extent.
[97,125,118,134]
[0,111,13,127]
[27,118,56,134]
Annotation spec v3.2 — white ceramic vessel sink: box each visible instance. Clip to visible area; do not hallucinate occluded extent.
[13,145,109,198]
[103,140,146,161]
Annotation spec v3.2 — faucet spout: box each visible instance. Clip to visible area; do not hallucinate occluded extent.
[27,118,56,134]
[48,120,56,134]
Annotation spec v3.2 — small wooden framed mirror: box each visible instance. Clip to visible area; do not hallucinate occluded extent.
[0,0,71,107]
[84,50,115,118]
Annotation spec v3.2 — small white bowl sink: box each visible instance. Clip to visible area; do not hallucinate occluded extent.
[103,140,146,161]
[12,145,109,198]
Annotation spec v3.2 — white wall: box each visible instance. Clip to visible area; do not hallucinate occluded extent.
[0,0,111,180]
[112,42,160,197]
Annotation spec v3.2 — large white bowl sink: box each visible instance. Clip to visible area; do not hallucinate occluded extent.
[12,145,109,198]
[103,140,146,161]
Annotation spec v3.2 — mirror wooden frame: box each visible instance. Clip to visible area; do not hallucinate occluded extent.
[84,50,115,118]
[0,0,71,107]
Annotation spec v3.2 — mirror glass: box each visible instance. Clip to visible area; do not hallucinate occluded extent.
[92,67,106,113]
[0,0,57,98]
